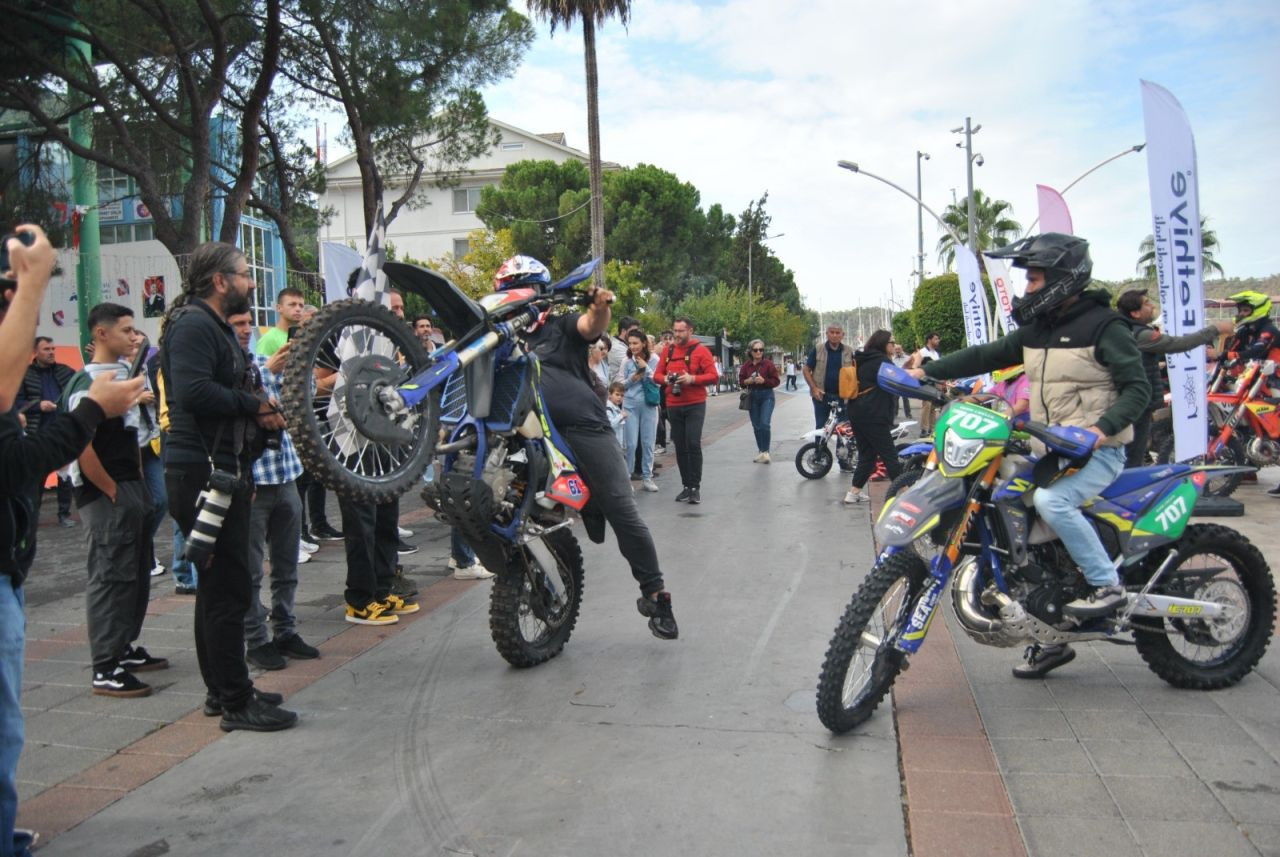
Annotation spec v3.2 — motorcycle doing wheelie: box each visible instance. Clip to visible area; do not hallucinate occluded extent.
[816,363,1275,734]
[281,259,603,668]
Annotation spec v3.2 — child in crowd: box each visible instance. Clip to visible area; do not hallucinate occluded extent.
[606,381,627,447]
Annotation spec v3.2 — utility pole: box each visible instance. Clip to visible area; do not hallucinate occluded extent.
[952,118,982,254]
[915,151,929,283]
[67,23,99,356]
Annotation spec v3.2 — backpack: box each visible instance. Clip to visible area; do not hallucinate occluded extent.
[838,362,873,400]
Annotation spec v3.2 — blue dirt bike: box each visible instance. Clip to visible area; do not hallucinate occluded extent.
[282,260,602,667]
[816,363,1275,734]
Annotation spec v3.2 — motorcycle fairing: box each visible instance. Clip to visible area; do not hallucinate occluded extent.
[874,468,965,546]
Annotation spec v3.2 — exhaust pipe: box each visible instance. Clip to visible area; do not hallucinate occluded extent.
[950,557,1002,634]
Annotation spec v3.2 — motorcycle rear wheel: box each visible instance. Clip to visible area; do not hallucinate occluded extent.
[489,529,585,668]
[795,441,834,479]
[1154,434,1246,498]
[282,299,434,504]
[816,551,928,734]
[1132,523,1275,689]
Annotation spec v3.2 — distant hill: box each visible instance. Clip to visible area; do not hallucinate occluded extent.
[1095,275,1279,300]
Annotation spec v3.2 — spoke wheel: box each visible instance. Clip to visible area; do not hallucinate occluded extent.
[281,299,434,503]
[816,551,928,734]
[795,441,834,479]
[1132,524,1275,689]
[489,529,585,668]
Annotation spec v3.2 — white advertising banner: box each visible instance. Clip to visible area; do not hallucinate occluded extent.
[982,254,1018,334]
[956,245,992,349]
[1141,80,1207,462]
[320,241,364,305]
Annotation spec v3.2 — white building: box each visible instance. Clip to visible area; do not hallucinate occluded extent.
[319,118,594,263]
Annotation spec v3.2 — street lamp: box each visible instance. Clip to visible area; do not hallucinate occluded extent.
[1021,143,1147,236]
[748,231,785,322]
[915,151,930,284]
[952,118,982,253]
[837,160,964,248]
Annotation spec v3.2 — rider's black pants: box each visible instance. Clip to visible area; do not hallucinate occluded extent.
[562,425,665,597]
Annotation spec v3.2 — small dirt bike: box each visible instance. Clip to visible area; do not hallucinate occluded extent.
[1155,359,1278,497]
[282,260,602,667]
[795,404,920,479]
[816,363,1275,734]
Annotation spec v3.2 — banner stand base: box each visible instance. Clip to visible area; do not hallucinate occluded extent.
[1192,495,1245,517]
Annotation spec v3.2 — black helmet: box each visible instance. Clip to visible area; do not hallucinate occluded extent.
[989,233,1092,325]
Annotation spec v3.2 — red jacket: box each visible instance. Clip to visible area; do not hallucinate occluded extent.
[656,340,717,408]
[738,358,780,389]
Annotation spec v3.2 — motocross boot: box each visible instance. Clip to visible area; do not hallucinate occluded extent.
[1012,644,1076,679]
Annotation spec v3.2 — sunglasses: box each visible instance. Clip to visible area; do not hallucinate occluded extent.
[751,348,763,352]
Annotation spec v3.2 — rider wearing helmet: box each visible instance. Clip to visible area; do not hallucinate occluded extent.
[494,255,679,640]
[989,365,1030,419]
[908,233,1150,678]
[1224,291,1280,366]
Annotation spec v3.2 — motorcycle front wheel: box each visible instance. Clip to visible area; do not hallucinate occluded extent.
[489,529,585,668]
[816,551,928,734]
[1132,523,1275,689]
[795,441,834,479]
[281,300,434,504]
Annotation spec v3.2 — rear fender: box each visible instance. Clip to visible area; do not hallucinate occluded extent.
[874,469,965,546]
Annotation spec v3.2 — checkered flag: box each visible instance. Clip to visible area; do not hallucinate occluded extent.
[351,205,388,305]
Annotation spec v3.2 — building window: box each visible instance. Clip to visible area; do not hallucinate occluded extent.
[239,221,276,326]
[452,238,470,258]
[500,142,525,151]
[97,166,132,209]
[452,187,483,213]
[133,222,154,241]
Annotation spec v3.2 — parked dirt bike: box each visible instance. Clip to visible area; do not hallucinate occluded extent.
[282,259,603,668]
[816,363,1275,734]
[795,405,919,479]
[1155,359,1278,498]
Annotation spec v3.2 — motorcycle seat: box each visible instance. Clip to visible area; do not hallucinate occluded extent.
[1099,464,1192,499]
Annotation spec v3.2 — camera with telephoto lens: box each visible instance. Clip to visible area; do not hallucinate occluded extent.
[180,469,238,568]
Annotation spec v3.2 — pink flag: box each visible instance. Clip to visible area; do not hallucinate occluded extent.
[1036,184,1073,235]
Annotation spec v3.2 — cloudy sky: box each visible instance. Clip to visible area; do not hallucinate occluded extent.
[475,0,1279,312]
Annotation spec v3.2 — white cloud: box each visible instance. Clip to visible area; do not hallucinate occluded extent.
[485,0,1279,310]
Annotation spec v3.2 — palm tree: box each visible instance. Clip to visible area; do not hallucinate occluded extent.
[1136,216,1224,280]
[934,190,1022,269]
[526,0,631,287]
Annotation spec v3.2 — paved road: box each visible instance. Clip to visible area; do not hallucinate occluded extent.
[35,391,911,857]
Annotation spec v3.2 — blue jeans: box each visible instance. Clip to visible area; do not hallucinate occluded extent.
[812,394,842,429]
[140,445,167,543]
[0,582,33,857]
[1032,445,1126,587]
[451,529,476,565]
[748,390,775,453]
[623,403,658,479]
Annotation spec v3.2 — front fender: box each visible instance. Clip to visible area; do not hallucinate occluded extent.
[873,469,966,546]
[799,428,825,442]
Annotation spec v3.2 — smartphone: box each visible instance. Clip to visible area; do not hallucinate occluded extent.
[287,326,300,341]
[129,336,150,378]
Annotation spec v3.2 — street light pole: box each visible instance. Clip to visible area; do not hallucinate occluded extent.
[952,117,982,254]
[1021,143,1147,236]
[916,150,930,284]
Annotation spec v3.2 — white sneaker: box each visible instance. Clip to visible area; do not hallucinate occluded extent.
[300,538,319,554]
[642,478,659,492]
[398,526,414,538]
[150,562,167,577]
[843,490,866,505]
[297,548,312,565]
[449,558,495,580]
[759,452,771,464]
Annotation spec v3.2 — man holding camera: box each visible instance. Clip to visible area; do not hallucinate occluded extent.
[655,316,717,505]
[1,225,145,856]
[160,241,297,732]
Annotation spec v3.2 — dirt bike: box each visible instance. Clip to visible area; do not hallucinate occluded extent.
[795,404,920,479]
[816,363,1275,734]
[282,259,602,668]
[1155,359,1278,497]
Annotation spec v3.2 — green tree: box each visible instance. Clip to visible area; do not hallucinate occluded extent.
[720,193,801,313]
[1135,216,1224,280]
[603,163,705,295]
[475,159,590,273]
[285,0,533,235]
[911,273,965,354]
[673,283,803,353]
[428,227,517,300]
[526,0,631,287]
[892,310,916,352]
[935,190,1022,270]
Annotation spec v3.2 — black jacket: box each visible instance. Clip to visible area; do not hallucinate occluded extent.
[159,299,264,472]
[0,400,105,585]
[18,362,75,433]
[847,348,896,426]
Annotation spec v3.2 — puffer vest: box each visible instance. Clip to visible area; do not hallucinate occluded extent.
[812,342,853,385]
[1021,300,1133,447]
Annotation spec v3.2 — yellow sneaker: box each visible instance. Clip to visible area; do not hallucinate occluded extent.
[382,594,420,615]
[345,601,400,625]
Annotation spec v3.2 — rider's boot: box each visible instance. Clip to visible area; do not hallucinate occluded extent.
[1012,644,1076,679]
[1063,585,1127,619]
[637,591,679,640]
